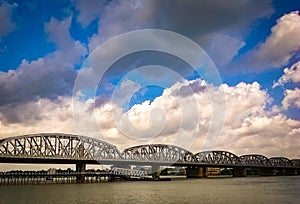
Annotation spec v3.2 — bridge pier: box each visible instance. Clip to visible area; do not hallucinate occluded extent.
[186,166,207,178]
[233,167,247,177]
[76,162,86,183]
[151,164,161,179]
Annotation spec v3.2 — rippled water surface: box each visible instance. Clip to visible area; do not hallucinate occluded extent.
[0,176,299,204]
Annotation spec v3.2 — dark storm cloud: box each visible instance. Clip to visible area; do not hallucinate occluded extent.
[0,16,87,123]
[95,0,273,45]
[153,0,273,38]
[0,17,86,107]
[0,58,76,107]
[88,0,274,78]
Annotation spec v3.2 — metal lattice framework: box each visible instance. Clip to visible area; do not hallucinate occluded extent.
[194,151,241,165]
[111,167,147,177]
[239,154,271,167]
[269,157,293,167]
[291,159,300,167]
[123,144,195,163]
[0,134,299,169]
[0,133,121,162]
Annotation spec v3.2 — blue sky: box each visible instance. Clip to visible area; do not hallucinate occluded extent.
[0,0,300,159]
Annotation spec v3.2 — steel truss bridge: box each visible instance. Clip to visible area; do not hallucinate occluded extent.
[0,133,299,179]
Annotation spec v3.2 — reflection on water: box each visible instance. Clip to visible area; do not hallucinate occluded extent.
[0,176,299,204]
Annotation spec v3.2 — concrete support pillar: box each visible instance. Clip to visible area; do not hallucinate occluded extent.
[258,168,275,176]
[186,166,207,178]
[152,164,161,179]
[233,167,247,177]
[76,162,86,183]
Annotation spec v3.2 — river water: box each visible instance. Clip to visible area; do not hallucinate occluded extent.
[0,176,299,204]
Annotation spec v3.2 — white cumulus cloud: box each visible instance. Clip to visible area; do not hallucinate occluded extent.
[241,11,300,70]
[282,88,300,110]
[273,61,300,88]
[1,79,300,158]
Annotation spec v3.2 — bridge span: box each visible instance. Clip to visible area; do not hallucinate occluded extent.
[0,133,299,181]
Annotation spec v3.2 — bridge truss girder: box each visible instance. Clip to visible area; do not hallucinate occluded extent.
[269,157,293,167]
[123,144,195,163]
[239,154,271,167]
[0,133,121,162]
[194,151,241,165]
[0,134,299,169]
